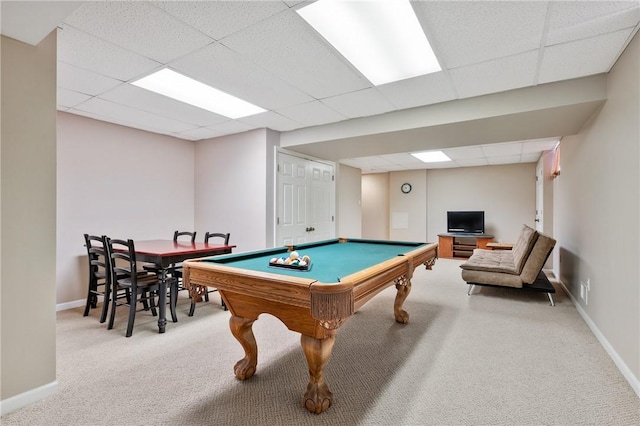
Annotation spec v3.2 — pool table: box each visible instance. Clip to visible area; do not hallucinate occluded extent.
[182,238,438,414]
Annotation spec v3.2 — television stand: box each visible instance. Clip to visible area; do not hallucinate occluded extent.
[438,233,494,259]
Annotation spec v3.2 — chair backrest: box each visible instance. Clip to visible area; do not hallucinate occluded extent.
[520,232,556,284]
[174,230,196,243]
[511,224,538,274]
[84,234,108,279]
[105,237,139,288]
[204,232,230,245]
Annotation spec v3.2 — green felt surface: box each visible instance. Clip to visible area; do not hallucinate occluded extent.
[201,239,425,283]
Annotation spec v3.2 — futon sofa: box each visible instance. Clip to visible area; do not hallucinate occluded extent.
[460,224,557,305]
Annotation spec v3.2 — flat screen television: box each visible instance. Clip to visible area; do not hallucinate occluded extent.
[447,211,485,234]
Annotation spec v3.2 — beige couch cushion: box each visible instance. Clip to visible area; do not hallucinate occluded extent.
[459,249,518,274]
[511,224,538,273]
[520,232,556,284]
[461,269,523,288]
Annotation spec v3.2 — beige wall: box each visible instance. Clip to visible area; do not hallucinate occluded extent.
[554,32,639,387]
[389,170,427,242]
[362,164,537,245]
[362,173,390,240]
[194,129,276,252]
[56,112,195,305]
[427,163,537,243]
[336,164,362,238]
[1,32,57,403]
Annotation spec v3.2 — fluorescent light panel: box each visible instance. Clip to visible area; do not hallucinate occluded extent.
[131,68,265,119]
[412,151,451,163]
[297,0,441,86]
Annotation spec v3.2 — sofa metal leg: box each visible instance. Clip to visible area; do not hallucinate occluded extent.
[467,284,474,295]
[547,292,555,306]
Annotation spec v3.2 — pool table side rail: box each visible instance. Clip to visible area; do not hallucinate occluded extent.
[184,262,317,309]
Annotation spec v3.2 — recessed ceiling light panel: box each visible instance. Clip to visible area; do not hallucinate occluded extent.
[297,0,441,86]
[411,150,451,163]
[131,68,265,119]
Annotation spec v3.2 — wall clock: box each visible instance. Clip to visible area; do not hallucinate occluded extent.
[401,183,412,194]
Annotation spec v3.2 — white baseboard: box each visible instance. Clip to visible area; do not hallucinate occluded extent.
[0,381,58,416]
[558,280,640,399]
[56,298,86,312]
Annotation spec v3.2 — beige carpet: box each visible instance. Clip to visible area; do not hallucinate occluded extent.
[2,259,638,425]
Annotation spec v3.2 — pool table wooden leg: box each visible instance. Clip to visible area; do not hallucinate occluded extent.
[229,315,258,380]
[301,332,336,414]
[393,276,412,324]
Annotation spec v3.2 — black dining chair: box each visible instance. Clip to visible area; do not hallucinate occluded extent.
[144,230,196,286]
[188,232,231,315]
[83,234,111,323]
[204,232,230,246]
[105,237,164,337]
[170,230,197,292]
[174,230,197,243]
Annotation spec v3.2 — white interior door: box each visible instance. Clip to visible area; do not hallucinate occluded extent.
[276,152,335,246]
[308,161,335,240]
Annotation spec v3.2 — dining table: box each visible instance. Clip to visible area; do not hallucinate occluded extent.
[132,239,235,333]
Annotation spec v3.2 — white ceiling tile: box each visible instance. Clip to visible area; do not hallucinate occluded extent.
[57,25,161,81]
[63,2,213,63]
[414,1,548,69]
[191,121,256,140]
[0,1,81,45]
[376,72,457,110]
[546,1,639,43]
[276,101,347,127]
[221,10,369,98]
[383,153,425,166]
[357,156,396,167]
[425,161,457,169]
[237,111,303,132]
[66,108,180,138]
[321,89,396,119]
[487,155,522,165]
[455,158,490,168]
[57,88,92,109]
[539,28,634,83]
[176,126,235,141]
[450,51,539,99]
[443,146,485,161]
[546,4,640,45]
[169,43,313,110]
[482,142,523,157]
[74,98,197,133]
[384,164,410,171]
[521,137,560,153]
[153,0,288,41]
[57,62,123,96]
[339,159,362,168]
[98,84,229,127]
[520,152,543,163]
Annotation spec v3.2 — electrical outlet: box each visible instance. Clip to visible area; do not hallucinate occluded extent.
[580,281,585,300]
[586,278,591,291]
